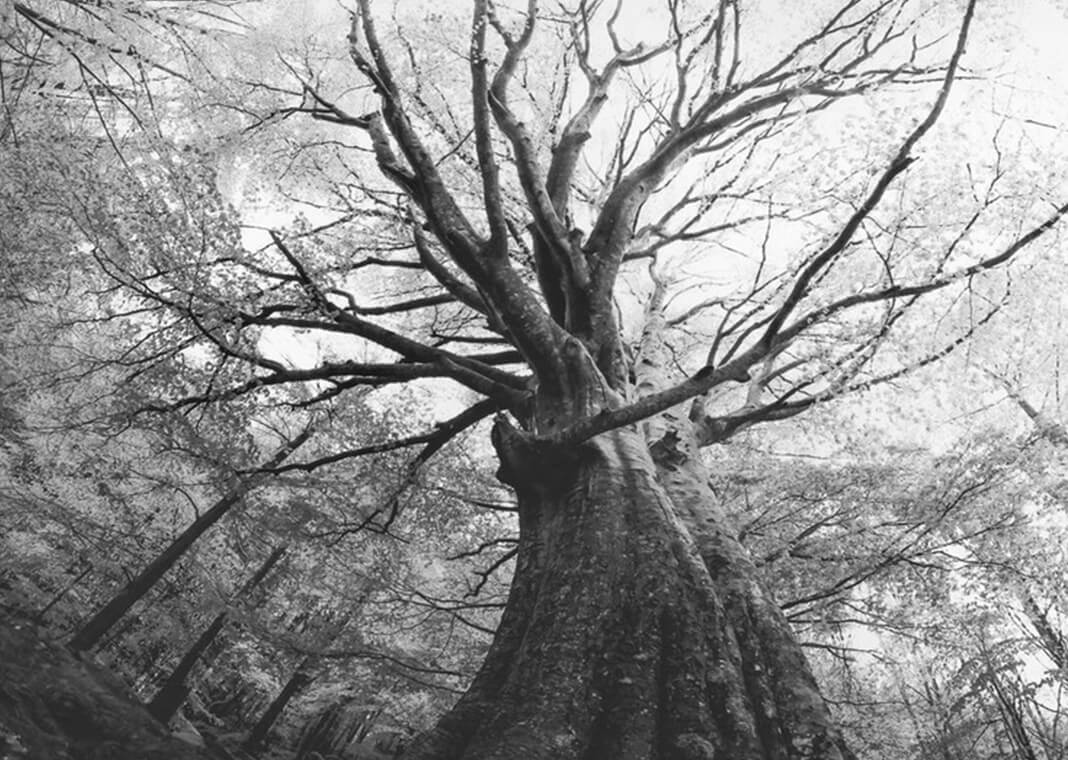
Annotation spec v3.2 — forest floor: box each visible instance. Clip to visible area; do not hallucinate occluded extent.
[0,612,215,760]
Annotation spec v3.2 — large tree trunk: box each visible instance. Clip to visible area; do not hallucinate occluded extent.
[401,270,851,759]
[403,414,852,759]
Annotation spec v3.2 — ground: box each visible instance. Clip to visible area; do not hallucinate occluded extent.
[0,612,411,760]
[0,612,211,760]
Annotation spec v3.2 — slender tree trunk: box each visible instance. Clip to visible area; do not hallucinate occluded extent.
[985,665,1039,760]
[1023,593,1068,673]
[295,703,377,759]
[146,545,288,723]
[243,657,316,754]
[403,412,853,759]
[146,611,227,723]
[68,429,312,653]
[295,703,343,760]
[35,564,91,624]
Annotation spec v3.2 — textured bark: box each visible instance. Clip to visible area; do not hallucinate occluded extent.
[402,412,851,760]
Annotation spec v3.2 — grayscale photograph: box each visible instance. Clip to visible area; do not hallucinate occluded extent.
[1,1,1067,758]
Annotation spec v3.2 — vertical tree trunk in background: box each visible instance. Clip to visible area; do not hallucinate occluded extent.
[294,703,343,760]
[243,656,317,754]
[68,430,311,653]
[147,611,227,723]
[1023,593,1068,674]
[295,702,378,760]
[983,664,1040,760]
[67,489,245,654]
[147,546,287,723]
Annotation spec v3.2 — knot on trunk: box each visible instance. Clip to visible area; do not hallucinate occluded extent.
[674,733,718,759]
[491,415,583,494]
[649,430,686,468]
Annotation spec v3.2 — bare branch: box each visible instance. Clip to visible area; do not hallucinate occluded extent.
[760,0,979,351]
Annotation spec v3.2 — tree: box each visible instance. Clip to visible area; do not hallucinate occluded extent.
[18,0,1068,757]
[147,544,288,724]
[68,424,314,653]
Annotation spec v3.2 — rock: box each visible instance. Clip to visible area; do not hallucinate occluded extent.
[0,615,212,760]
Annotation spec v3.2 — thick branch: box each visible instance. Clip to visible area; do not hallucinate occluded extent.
[265,398,496,475]
[350,3,565,377]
